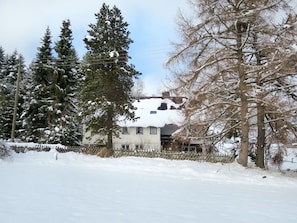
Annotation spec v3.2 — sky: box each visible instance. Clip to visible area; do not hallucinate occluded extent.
[0,0,188,95]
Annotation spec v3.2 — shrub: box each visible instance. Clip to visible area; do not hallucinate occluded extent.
[97,148,114,158]
[0,143,10,159]
[272,150,284,170]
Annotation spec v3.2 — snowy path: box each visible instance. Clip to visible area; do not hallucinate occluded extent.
[0,151,296,223]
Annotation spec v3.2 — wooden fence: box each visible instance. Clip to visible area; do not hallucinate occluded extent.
[10,145,235,163]
[113,150,235,163]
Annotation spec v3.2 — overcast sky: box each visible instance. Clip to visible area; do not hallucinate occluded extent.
[0,0,188,95]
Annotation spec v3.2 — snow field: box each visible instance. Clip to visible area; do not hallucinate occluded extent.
[0,150,297,223]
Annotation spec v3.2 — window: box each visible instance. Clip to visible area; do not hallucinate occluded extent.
[122,127,129,134]
[121,144,129,150]
[136,127,143,134]
[150,126,157,135]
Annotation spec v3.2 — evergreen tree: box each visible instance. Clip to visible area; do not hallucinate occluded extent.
[81,3,141,152]
[53,19,82,145]
[0,51,26,139]
[0,47,4,70]
[16,55,28,139]
[22,27,56,143]
[0,51,16,139]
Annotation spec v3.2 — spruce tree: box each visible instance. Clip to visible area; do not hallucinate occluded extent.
[53,19,82,145]
[15,55,27,139]
[22,27,56,143]
[81,3,141,151]
[0,47,4,70]
[0,51,15,139]
[0,51,25,139]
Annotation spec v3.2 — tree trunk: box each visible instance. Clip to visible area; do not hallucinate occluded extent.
[106,107,114,151]
[256,101,265,168]
[238,91,249,167]
[236,20,249,167]
[253,32,265,169]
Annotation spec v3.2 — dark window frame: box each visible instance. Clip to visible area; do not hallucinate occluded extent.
[136,127,143,134]
[122,127,129,135]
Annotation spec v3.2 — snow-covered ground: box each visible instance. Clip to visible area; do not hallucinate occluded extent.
[0,150,297,223]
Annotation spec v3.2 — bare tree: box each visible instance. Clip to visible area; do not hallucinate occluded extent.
[166,0,297,167]
[132,79,145,98]
[247,11,297,168]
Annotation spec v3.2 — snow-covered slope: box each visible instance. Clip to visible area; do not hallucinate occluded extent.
[0,151,296,223]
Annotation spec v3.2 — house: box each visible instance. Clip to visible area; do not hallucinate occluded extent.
[82,94,185,151]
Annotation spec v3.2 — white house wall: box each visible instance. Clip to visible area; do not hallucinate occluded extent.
[82,126,161,151]
[113,127,161,151]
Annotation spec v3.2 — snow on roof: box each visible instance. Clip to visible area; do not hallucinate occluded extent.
[118,98,185,128]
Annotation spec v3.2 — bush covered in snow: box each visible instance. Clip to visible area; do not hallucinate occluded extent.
[0,141,10,159]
